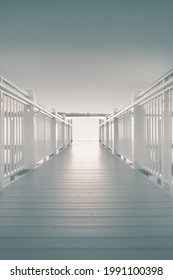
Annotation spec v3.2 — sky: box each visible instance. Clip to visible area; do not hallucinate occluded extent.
[0,0,173,114]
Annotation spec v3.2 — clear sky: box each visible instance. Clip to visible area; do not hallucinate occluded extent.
[0,0,173,114]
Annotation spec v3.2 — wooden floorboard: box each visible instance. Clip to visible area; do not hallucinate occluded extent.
[0,140,173,259]
[1,216,173,226]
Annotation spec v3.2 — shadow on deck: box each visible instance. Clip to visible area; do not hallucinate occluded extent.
[0,141,173,260]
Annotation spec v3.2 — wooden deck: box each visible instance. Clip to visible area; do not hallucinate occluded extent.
[0,140,173,260]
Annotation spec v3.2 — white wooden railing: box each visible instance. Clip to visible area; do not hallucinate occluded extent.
[100,68,173,195]
[1,69,173,194]
[0,75,72,186]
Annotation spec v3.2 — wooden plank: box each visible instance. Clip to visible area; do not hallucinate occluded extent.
[1,208,173,217]
[0,225,173,238]
[0,201,173,209]
[0,216,173,226]
[1,248,173,260]
[0,195,172,203]
[0,236,173,249]
[0,141,173,259]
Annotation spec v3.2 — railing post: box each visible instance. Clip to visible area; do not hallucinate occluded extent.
[67,119,72,145]
[65,120,69,146]
[101,124,104,145]
[57,119,61,150]
[101,124,103,145]
[0,91,4,185]
[109,121,112,150]
[99,119,102,143]
[23,90,36,169]
[104,124,106,145]
[70,119,73,143]
[111,120,114,154]
[67,120,71,145]
[113,109,118,156]
[114,117,118,155]
[131,91,141,169]
[106,119,109,148]
[99,121,104,145]
[51,108,58,155]
[61,115,65,148]
[161,91,172,192]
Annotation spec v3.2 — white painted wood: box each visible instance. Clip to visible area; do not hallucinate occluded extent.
[106,121,109,148]
[0,91,4,185]
[99,119,102,142]
[99,72,173,192]
[23,93,35,169]
[0,141,173,259]
[131,91,141,168]
[161,91,172,191]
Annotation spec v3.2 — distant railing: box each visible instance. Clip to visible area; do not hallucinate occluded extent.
[100,68,173,195]
[0,75,72,186]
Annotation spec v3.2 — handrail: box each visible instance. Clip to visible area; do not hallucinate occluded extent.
[138,67,173,98]
[0,75,71,126]
[100,68,173,126]
[0,74,29,98]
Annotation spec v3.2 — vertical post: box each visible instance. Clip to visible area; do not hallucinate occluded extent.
[67,119,72,145]
[104,124,106,145]
[0,91,4,185]
[161,91,172,192]
[51,109,58,155]
[23,90,35,169]
[61,115,65,148]
[101,124,104,145]
[109,122,112,150]
[66,121,69,145]
[70,119,73,143]
[113,117,118,155]
[102,125,104,145]
[132,107,140,168]
[99,121,104,145]
[100,124,103,145]
[99,119,102,143]
[106,119,109,148]
[111,120,114,154]
[113,109,118,156]
[131,90,141,169]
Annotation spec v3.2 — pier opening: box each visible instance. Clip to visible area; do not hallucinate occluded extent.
[72,118,99,141]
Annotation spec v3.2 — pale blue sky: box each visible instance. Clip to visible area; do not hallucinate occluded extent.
[0,0,173,113]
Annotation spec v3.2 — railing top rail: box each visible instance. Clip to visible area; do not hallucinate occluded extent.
[0,74,29,98]
[0,75,71,126]
[137,68,173,99]
[100,68,173,126]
